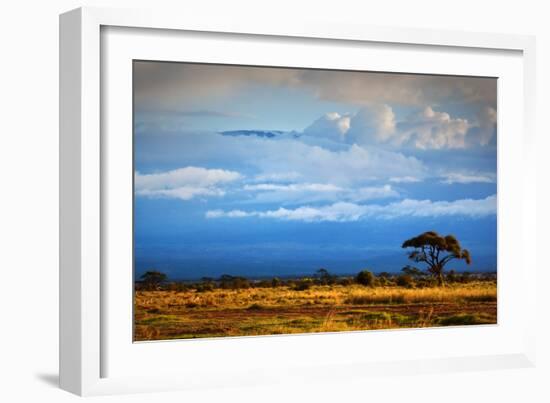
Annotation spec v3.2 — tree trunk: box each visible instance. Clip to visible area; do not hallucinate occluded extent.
[437,272,444,286]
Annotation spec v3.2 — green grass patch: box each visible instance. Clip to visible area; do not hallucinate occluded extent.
[138,315,183,325]
[437,313,495,326]
[361,312,392,321]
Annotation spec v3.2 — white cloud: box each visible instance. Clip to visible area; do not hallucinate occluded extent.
[135,166,241,190]
[396,106,471,149]
[373,105,397,139]
[206,209,250,218]
[206,195,496,222]
[135,166,242,200]
[134,62,497,154]
[303,112,351,141]
[346,105,396,144]
[137,187,226,200]
[388,195,496,218]
[244,183,342,192]
[441,173,495,184]
[258,143,426,186]
[351,185,399,202]
[138,131,427,186]
[474,106,497,146]
[242,183,398,204]
[389,176,422,183]
[304,106,479,150]
[252,172,302,183]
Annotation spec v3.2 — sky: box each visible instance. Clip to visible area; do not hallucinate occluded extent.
[133,61,497,280]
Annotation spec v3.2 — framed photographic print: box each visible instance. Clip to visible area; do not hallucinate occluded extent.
[60,7,537,396]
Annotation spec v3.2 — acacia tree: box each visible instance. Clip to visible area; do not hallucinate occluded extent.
[401,231,471,286]
[140,270,168,290]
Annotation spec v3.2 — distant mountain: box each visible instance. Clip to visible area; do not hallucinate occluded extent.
[220,129,299,139]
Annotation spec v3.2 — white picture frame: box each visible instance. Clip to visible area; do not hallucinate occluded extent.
[59,6,537,396]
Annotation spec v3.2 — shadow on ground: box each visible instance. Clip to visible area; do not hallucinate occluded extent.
[35,373,59,388]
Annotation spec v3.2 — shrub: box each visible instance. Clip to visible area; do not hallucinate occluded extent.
[168,282,189,292]
[356,270,375,287]
[293,278,313,291]
[256,280,271,288]
[396,274,414,288]
[233,277,251,289]
[195,282,214,292]
[459,271,472,283]
[377,276,391,286]
[315,268,336,285]
[401,265,427,279]
[414,277,436,288]
[338,277,354,286]
[446,270,458,283]
[218,274,251,289]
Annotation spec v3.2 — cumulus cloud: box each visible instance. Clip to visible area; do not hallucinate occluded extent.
[441,173,495,184]
[473,106,497,146]
[346,105,396,144]
[134,62,497,152]
[303,112,351,140]
[206,195,497,222]
[396,106,471,149]
[304,106,481,150]
[135,166,242,200]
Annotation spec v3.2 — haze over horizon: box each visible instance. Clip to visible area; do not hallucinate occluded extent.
[133,62,497,280]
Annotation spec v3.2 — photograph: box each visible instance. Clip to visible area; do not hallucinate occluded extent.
[133,61,498,341]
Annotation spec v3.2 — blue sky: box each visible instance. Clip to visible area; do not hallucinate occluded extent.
[134,62,497,280]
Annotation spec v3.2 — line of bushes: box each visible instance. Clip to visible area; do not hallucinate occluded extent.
[136,268,496,292]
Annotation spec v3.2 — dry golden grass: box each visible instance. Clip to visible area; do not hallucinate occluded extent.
[344,283,496,304]
[134,282,497,341]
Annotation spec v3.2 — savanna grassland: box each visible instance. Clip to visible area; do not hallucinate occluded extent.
[134,274,497,341]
